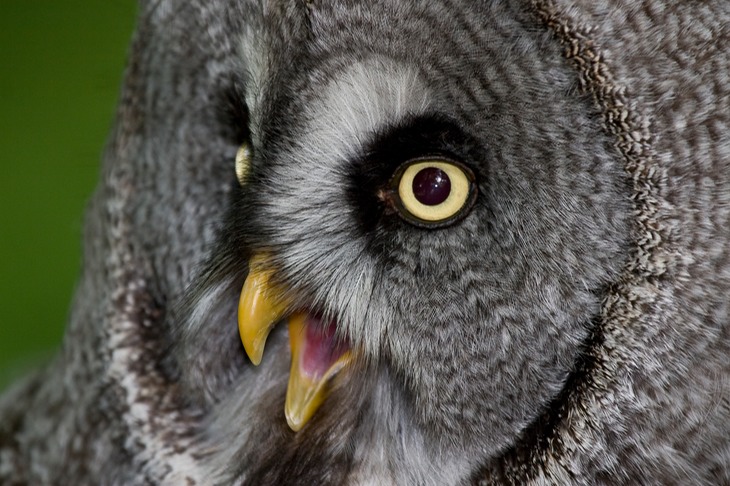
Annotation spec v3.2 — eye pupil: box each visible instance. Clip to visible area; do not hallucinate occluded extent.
[412,167,451,205]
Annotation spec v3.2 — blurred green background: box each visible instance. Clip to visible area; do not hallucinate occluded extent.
[0,1,137,390]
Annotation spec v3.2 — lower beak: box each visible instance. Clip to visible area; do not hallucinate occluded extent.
[285,313,352,431]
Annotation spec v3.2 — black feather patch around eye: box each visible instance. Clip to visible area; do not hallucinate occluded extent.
[216,73,251,146]
[347,114,487,233]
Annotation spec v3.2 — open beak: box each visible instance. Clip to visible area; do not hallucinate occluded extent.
[238,254,353,431]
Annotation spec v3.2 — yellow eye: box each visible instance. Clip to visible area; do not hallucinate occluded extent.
[235,143,252,186]
[393,159,476,227]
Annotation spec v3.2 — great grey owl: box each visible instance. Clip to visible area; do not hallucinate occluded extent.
[1,1,729,485]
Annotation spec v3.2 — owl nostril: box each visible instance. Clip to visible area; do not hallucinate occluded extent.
[413,167,451,206]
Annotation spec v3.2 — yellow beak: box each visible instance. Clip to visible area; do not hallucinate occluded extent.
[285,313,352,431]
[238,254,353,432]
[237,254,289,366]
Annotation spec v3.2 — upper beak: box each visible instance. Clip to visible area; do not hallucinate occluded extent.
[237,254,290,365]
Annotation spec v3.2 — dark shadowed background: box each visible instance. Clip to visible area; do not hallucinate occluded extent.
[0,1,137,390]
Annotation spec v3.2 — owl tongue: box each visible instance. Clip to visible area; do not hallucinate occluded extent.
[285,312,352,431]
[295,314,350,377]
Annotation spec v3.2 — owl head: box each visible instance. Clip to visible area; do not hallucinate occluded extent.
[173,1,630,482]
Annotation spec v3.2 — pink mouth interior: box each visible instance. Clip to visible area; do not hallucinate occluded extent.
[300,314,351,378]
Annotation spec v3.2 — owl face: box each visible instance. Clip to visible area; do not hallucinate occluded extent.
[176,1,630,482]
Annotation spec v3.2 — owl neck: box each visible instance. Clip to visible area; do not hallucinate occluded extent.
[206,344,476,485]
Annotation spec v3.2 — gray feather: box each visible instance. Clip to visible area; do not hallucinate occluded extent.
[1,1,728,485]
